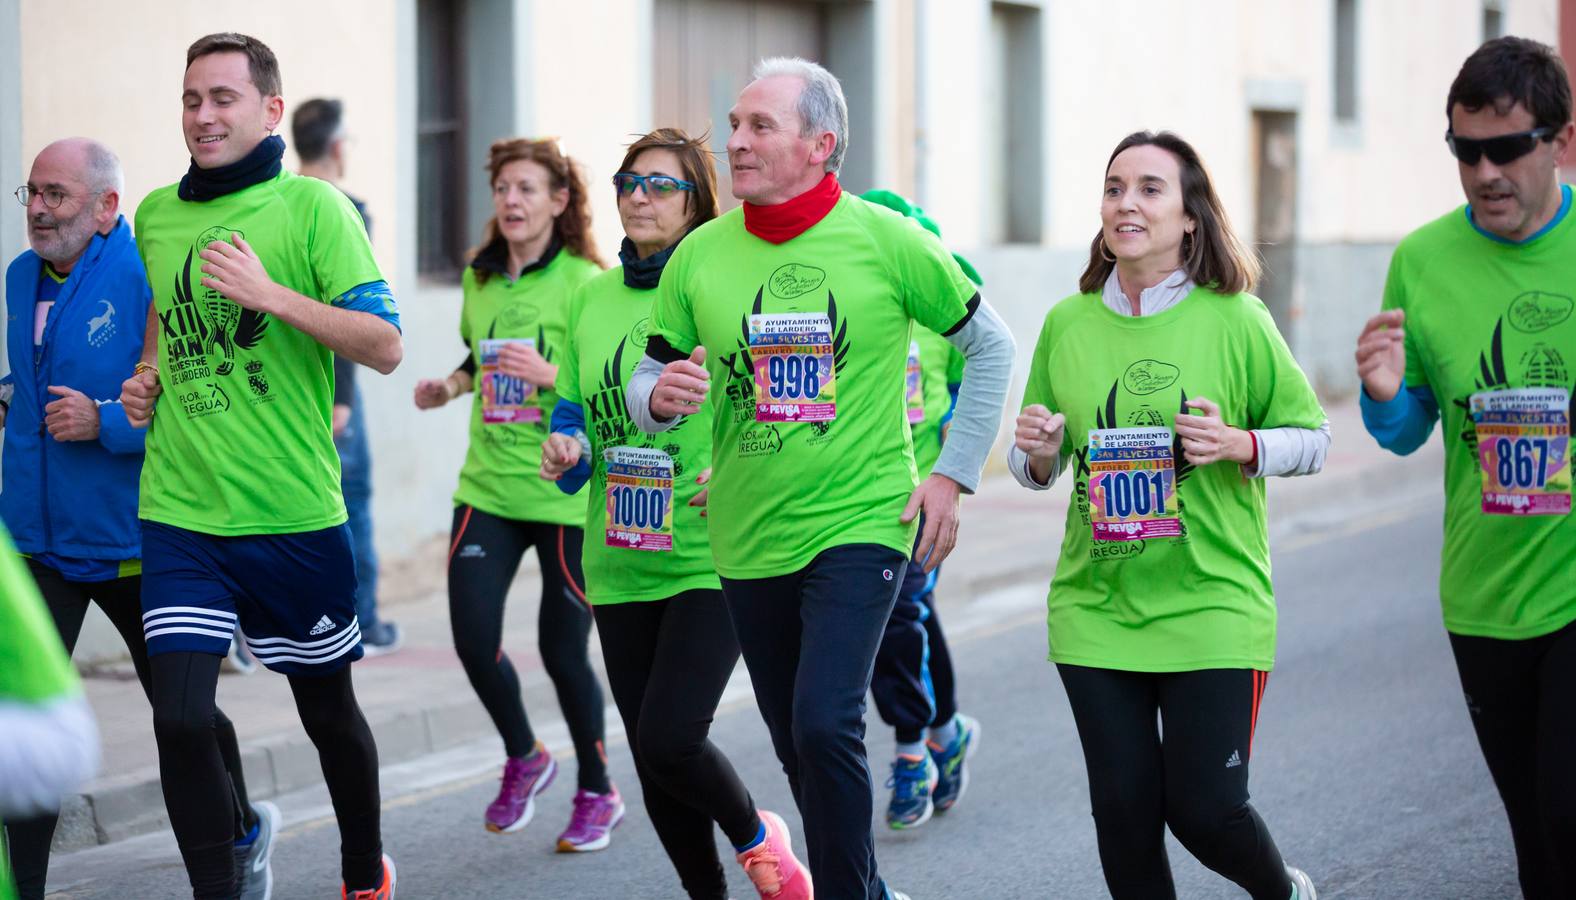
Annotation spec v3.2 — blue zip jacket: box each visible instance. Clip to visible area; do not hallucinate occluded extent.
[2,217,149,560]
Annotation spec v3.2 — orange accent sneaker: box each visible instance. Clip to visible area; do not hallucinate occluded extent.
[342,853,396,900]
[736,810,812,899]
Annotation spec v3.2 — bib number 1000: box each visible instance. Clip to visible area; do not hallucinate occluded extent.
[609,485,667,530]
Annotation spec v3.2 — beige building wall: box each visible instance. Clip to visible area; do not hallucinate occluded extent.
[18,2,401,274]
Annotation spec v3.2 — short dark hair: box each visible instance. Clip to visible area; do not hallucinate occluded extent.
[1447,36,1572,131]
[186,33,282,98]
[292,99,343,163]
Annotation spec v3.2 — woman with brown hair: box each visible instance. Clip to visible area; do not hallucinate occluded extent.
[1009,131,1330,900]
[412,137,619,851]
[538,127,811,900]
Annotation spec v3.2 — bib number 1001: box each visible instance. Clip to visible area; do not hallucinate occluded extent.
[765,353,821,399]
[1099,470,1169,518]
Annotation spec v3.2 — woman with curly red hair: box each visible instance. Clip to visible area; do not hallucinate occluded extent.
[412,137,619,852]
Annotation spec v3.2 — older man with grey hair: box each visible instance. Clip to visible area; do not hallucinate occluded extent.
[2,138,273,900]
[627,58,1014,900]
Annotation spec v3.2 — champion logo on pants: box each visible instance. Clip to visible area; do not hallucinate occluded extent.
[308,615,337,636]
[1225,749,1242,769]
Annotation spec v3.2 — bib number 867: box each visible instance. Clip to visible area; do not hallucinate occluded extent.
[1494,437,1550,489]
[610,486,667,530]
[1100,470,1169,518]
[766,354,821,400]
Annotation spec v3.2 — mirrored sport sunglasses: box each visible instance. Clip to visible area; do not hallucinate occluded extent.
[1445,126,1555,166]
[612,173,695,197]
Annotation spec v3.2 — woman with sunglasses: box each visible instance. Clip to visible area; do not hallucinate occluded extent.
[412,137,620,851]
[539,128,812,900]
[1010,130,1329,900]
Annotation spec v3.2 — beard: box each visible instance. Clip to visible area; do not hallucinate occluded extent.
[29,206,99,267]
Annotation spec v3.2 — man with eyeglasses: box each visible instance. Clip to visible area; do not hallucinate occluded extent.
[1356,35,1575,899]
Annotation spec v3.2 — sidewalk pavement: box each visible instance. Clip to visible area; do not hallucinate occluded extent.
[54,397,1443,852]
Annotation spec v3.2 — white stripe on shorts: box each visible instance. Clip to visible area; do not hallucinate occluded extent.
[243,618,363,651]
[246,623,362,665]
[141,606,238,624]
[142,625,238,643]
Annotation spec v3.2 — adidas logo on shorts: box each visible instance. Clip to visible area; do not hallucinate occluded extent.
[308,615,337,636]
[1225,749,1242,769]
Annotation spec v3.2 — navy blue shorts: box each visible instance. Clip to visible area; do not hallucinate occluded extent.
[140,520,363,675]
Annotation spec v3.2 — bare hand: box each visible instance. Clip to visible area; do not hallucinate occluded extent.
[651,347,710,419]
[44,385,101,441]
[199,233,276,312]
[1355,309,1406,402]
[414,378,453,410]
[689,468,712,518]
[497,342,557,388]
[332,404,352,437]
[1014,404,1066,485]
[1175,397,1253,466]
[900,473,962,572]
[539,433,584,481]
[121,369,162,428]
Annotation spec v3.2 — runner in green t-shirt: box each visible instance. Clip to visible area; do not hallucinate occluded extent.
[625,60,1015,900]
[857,189,982,833]
[409,137,620,852]
[539,127,810,900]
[0,526,99,900]
[1011,131,1324,900]
[1356,37,1576,896]
[118,33,401,899]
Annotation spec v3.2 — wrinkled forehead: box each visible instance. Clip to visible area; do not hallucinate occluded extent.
[731,75,804,127]
[28,144,89,190]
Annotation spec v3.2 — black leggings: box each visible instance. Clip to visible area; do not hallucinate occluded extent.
[151,652,382,898]
[4,564,254,900]
[1449,619,1576,900]
[1057,664,1292,900]
[596,590,760,900]
[447,506,608,792]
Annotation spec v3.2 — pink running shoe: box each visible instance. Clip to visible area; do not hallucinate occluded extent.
[736,809,813,899]
[555,786,625,852]
[485,744,557,833]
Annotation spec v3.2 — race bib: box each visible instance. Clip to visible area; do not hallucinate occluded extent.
[479,339,540,424]
[749,313,836,422]
[1470,387,1571,516]
[1087,427,1182,542]
[905,340,925,424]
[604,447,674,551]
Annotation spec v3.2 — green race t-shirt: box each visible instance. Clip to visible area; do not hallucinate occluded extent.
[1382,197,1576,639]
[1022,288,1325,672]
[556,267,721,604]
[0,529,80,705]
[908,325,964,477]
[455,249,601,524]
[136,172,385,535]
[652,194,977,579]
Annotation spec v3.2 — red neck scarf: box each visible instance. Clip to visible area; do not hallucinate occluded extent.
[742,173,842,244]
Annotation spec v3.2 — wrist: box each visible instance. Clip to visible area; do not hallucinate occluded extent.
[1228,427,1255,464]
[444,374,461,401]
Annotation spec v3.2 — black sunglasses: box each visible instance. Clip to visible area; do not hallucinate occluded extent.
[1445,127,1555,166]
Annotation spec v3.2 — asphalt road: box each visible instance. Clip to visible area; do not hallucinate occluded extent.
[48,492,1521,899]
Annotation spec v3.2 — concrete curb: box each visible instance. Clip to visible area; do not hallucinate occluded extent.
[56,438,1446,852]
